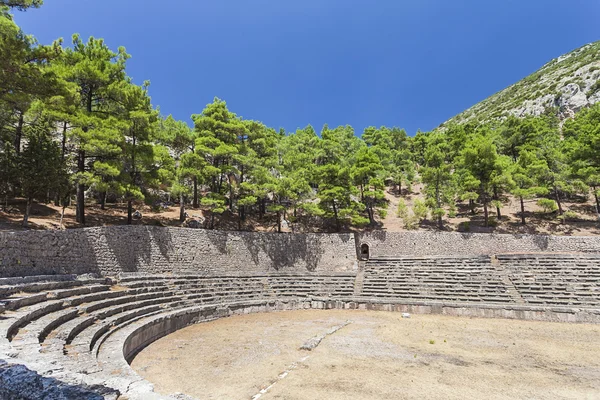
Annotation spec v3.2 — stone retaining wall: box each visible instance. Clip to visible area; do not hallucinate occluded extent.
[0,227,357,278]
[358,231,600,257]
[3,227,600,278]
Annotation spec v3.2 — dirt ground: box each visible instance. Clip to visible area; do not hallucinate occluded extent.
[0,200,280,232]
[381,183,600,236]
[130,310,600,400]
[2,184,600,234]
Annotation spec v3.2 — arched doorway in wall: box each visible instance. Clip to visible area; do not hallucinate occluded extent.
[360,243,370,260]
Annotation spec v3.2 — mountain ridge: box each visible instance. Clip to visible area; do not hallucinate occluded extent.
[440,40,600,127]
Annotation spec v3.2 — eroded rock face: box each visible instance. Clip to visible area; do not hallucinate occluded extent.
[557,83,590,117]
[511,94,555,118]
[0,360,120,400]
[443,41,600,126]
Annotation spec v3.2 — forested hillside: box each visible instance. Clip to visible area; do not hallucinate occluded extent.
[2,1,600,235]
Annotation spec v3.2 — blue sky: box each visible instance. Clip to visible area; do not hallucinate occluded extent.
[14,0,600,136]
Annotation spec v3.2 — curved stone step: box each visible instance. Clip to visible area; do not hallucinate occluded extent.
[3,285,169,342]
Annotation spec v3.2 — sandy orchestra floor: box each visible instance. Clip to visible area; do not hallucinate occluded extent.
[131,310,600,400]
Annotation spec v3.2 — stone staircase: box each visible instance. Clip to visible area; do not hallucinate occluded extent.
[361,256,513,304]
[497,254,600,307]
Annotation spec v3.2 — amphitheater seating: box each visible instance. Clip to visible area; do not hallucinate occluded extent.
[0,253,599,398]
[1,273,357,358]
[497,254,600,307]
[362,256,513,303]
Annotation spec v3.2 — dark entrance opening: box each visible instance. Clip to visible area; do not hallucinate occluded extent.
[360,243,370,260]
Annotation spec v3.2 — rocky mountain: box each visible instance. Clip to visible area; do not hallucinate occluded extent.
[442,40,600,127]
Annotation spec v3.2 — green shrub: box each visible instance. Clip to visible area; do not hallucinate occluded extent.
[537,199,558,213]
[351,215,370,227]
[590,80,600,94]
[447,204,457,218]
[491,200,503,211]
[403,215,419,230]
[458,221,471,232]
[377,208,388,219]
[396,199,408,219]
[558,210,578,223]
[413,199,428,221]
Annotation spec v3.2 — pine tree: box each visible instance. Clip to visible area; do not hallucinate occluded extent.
[351,146,386,225]
[117,81,160,224]
[461,133,499,227]
[317,125,364,230]
[564,103,600,219]
[56,34,130,224]
[511,150,547,224]
[0,7,62,155]
[19,119,67,226]
[192,98,244,226]
[0,0,43,10]
[236,120,280,227]
[421,134,454,229]
[279,126,319,218]
[156,115,196,221]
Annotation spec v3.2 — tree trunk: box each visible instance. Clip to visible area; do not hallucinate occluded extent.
[520,196,526,225]
[469,199,475,215]
[229,181,233,211]
[14,111,24,154]
[483,194,489,227]
[594,189,600,221]
[193,177,199,208]
[179,192,185,223]
[127,199,133,225]
[77,92,93,225]
[555,188,563,215]
[76,150,85,224]
[493,187,501,219]
[60,203,66,228]
[436,178,442,230]
[277,211,281,233]
[22,196,32,227]
[61,121,67,160]
[100,192,106,210]
[332,201,340,232]
[210,213,215,229]
[259,198,265,219]
[56,122,68,209]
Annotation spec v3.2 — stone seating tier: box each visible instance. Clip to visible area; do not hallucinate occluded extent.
[0,254,599,399]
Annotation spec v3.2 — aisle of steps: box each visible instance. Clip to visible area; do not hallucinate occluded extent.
[361,256,514,303]
[497,254,600,307]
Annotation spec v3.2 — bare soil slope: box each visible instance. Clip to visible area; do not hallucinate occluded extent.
[2,185,600,235]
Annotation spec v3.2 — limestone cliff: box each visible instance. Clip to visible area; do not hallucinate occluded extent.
[442,40,600,126]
